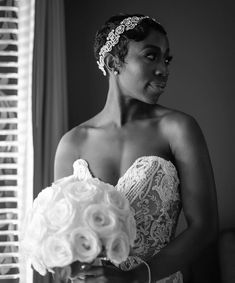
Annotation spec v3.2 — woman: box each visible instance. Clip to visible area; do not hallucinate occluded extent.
[54,13,218,283]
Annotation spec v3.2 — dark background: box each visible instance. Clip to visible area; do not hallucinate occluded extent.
[64,0,235,232]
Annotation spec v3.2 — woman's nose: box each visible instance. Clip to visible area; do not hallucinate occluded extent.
[154,62,169,77]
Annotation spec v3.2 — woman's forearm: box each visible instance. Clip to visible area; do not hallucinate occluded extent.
[132,224,218,282]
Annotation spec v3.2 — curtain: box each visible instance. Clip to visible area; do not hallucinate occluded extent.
[0,0,35,282]
[32,0,68,282]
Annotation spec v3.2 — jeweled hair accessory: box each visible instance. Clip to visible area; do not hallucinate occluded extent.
[97,16,158,76]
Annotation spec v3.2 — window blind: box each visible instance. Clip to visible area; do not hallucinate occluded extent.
[0,0,34,282]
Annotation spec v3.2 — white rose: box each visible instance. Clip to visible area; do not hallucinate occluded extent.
[104,190,130,217]
[21,234,40,269]
[21,235,47,275]
[70,227,101,263]
[23,211,47,245]
[63,179,100,203]
[42,236,73,268]
[45,197,75,232]
[53,175,76,188]
[93,178,114,192]
[83,204,118,237]
[125,214,137,246]
[33,186,55,213]
[106,231,130,265]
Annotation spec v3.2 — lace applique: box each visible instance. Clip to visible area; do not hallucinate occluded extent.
[72,156,183,283]
[115,156,182,282]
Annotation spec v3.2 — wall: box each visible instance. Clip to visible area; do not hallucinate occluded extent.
[64,0,235,230]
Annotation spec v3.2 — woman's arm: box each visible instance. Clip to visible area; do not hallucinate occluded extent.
[132,113,219,282]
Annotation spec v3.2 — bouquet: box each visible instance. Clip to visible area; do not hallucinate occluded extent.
[21,175,136,277]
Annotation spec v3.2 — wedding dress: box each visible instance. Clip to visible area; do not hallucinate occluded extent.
[73,155,183,283]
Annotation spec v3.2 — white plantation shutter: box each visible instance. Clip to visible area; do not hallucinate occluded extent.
[0,0,35,282]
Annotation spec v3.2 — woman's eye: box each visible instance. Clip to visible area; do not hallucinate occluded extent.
[165,56,173,65]
[146,53,156,61]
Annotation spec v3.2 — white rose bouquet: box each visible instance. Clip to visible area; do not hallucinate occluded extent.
[21,175,136,278]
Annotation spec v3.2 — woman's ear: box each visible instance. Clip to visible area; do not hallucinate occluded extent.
[104,53,121,75]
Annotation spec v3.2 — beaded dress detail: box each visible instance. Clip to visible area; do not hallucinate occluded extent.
[73,156,183,283]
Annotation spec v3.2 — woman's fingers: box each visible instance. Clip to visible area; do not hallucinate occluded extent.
[82,266,104,276]
[70,275,108,283]
[70,278,84,283]
[70,265,121,283]
[86,276,108,283]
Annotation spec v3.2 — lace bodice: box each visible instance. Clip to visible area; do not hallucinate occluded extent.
[73,156,183,283]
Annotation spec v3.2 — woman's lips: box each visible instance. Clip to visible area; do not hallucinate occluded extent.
[150,82,167,89]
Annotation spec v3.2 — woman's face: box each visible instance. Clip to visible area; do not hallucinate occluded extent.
[118,29,171,104]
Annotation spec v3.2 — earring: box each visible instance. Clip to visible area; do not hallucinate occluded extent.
[114,70,118,75]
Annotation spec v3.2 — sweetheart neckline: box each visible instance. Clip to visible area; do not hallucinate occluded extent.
[74,155,178,187]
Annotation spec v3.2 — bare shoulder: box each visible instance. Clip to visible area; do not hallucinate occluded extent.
[157,106,210,167]
[158,106,203,141]
[57,124,88,153]
[54,124,88,180]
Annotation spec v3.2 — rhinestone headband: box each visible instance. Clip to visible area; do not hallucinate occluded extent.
[97,16,153,76]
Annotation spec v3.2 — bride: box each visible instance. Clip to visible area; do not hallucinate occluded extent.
[54,13,218,283]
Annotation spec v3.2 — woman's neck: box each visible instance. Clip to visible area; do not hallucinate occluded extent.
[95,82,156,128]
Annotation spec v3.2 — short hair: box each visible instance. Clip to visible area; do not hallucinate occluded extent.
[94,13,167,65]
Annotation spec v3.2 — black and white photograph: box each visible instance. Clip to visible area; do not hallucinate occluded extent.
[0,1,234,283]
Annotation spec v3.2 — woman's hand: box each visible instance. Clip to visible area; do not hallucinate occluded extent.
[69,264,133,283]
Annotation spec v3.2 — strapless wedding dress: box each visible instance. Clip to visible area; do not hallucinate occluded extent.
[73,155,183,283]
